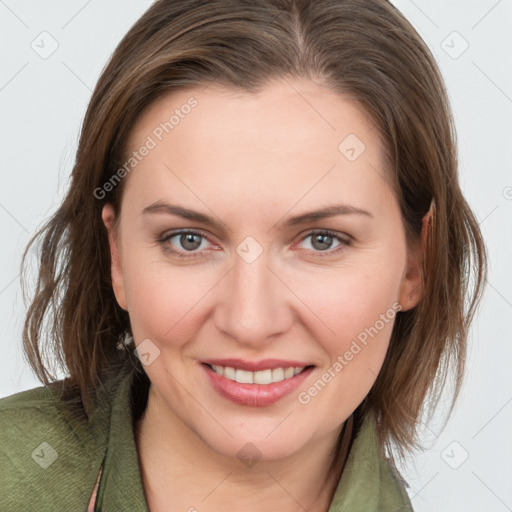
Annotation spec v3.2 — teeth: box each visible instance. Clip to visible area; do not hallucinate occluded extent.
[212,365,224,376]
[254,369,272,384]
[223,366,235,380]
[210,365,306,384]
[235,369,253,384]
[284,367,295,379]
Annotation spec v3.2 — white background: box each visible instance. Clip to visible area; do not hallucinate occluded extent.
[0,1,511,510]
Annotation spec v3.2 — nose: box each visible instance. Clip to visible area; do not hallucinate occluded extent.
[213,247,294,348]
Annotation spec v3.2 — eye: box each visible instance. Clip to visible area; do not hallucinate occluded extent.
[157,228,351,259]
[158,230,213,258]
[296,230,351,256]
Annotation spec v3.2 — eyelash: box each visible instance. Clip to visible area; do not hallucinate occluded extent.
[157,229,352,259]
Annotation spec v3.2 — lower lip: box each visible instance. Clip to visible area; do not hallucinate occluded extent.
[202,364,314,407]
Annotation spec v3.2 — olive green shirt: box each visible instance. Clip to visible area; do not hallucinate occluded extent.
[0,359,413,511]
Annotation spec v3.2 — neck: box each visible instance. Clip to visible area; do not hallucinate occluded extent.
[135,385,353,512]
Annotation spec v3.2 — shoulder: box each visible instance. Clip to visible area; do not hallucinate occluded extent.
[362,415,414,511]
[358,414,414,510]
[0,384,69,453]
[376,456,414,510]
[0,381,85,444]
[329,412,414,511]
[0,381,110,510]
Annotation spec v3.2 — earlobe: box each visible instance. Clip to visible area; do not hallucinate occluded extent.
[101,204,128,311]
[398,205,432,311]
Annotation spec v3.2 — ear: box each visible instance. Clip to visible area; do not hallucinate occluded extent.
[398,208,432,311]
[102,204,128,311]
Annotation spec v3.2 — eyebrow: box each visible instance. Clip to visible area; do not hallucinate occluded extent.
[141,201,373,231]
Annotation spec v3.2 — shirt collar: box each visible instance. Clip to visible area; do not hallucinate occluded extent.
[93,359,149,510]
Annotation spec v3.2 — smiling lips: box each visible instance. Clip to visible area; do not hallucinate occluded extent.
[201,358,315,407]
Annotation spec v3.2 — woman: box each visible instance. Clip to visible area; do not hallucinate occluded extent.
[0,0,487,510]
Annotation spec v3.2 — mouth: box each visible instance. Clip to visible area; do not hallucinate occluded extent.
[201,361,315,407]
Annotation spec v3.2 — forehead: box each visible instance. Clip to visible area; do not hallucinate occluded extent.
[128,77,383,154]
[123,78,394,211]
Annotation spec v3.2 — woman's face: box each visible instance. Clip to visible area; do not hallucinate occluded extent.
[103,78,422,461]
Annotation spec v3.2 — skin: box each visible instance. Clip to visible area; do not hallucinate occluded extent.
[102,77,425,511]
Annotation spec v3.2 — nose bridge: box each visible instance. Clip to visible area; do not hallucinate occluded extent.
[215,245,290,344]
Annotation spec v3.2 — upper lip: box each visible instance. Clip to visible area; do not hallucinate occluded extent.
[202,358,314,372]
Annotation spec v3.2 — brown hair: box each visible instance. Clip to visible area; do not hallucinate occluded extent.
[21,0,487,460]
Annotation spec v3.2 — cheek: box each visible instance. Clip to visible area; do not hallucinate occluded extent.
[289,256,403,396]
[122,251,215,342]
[298,261,402,342]
[295,281,399,417]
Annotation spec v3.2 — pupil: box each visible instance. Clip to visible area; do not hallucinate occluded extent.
[182,233,201,250]
[314,234,332,250]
